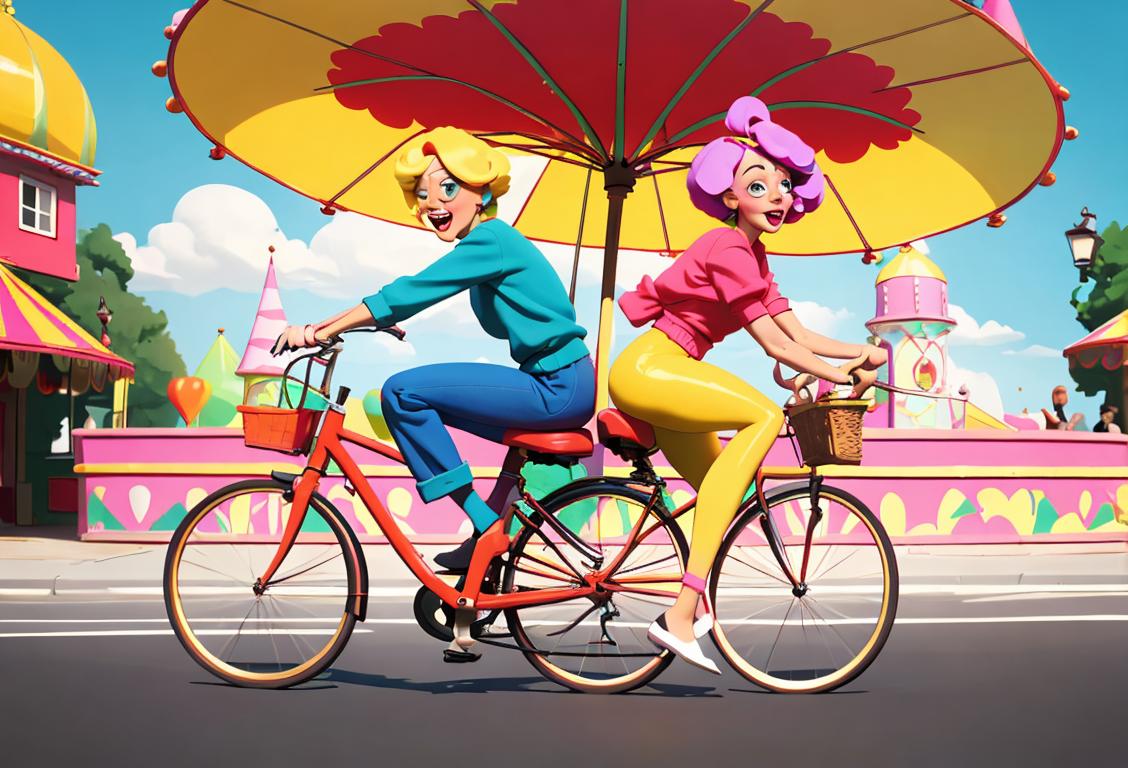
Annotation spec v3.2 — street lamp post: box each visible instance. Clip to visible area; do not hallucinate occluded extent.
[1065,207,1103,283]
[96,296,113,348]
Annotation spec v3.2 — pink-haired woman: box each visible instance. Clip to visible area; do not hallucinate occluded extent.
[609,97,885,673]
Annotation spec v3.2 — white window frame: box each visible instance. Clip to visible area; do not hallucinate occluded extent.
[18,174,57,238]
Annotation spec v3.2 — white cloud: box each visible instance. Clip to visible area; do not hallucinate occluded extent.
[789,301,854,336]
[1002,344,1061,358]
[948,355,1006,419]
[117,184,338,296]
[948,304,1025,347]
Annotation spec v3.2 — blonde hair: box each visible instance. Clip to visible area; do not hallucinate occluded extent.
[394,127,511,216]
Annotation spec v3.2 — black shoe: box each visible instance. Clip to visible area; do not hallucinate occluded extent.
[443,648,481,664]
[434,535,478,572]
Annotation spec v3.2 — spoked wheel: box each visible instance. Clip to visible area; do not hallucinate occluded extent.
[164,480,364,689]
[502,482,688,694]
[709,482,898,693]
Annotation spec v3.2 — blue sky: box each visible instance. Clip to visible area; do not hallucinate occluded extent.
[14,0,1128,422]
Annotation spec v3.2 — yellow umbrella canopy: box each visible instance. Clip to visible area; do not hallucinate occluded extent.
[166,0,1064,256]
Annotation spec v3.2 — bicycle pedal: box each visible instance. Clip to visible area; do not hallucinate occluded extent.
[443,648,482,664]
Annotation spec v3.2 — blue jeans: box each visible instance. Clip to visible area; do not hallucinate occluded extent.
[381,356,595,502]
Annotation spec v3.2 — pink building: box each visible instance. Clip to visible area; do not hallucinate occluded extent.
[0,7,133,524]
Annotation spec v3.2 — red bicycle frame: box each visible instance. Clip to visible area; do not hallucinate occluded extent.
[255,403,670,613]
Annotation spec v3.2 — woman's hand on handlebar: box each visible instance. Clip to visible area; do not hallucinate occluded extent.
[272,324,330,356]
[844,364,878,399]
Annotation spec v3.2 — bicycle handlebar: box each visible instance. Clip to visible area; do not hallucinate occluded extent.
[273,325,405,410]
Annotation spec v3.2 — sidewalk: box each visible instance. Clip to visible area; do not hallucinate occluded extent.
[0,531,1125,597]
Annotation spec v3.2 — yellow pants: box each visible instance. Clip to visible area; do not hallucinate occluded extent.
[609,329,784,580]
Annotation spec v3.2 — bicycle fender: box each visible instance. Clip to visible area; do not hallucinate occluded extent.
[262,475,369,623]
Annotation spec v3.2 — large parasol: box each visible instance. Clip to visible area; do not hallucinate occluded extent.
[161,0,1068,407]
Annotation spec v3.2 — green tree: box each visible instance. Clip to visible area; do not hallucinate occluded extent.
[21,224,187,429]
[1069,220,1128,430]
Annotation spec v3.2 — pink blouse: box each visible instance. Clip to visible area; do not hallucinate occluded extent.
[619,228,789,359]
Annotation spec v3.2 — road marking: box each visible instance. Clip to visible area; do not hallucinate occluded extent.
[2,614,1128,639]
[45,586,416,597]
[0,628,376,639]
[964,592,1128,603]
[8,584,1120,599]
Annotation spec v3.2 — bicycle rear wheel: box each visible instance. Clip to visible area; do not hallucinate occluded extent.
[709,482,897,693]
[502,482,687,694]
[164,480,363,688]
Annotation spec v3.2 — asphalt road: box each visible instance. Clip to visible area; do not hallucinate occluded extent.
[1,590,1124,768]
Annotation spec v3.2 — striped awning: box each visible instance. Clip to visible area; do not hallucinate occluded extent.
[0,262,134,377]
[1063,309,1128,371]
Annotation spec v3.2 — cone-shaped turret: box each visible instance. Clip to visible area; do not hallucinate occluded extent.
[237,256,295,379]
[193,329,243,426]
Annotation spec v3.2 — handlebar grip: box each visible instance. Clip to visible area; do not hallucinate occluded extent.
[336,386,351,406]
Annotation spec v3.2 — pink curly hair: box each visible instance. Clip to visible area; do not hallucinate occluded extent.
[686,96,825,223]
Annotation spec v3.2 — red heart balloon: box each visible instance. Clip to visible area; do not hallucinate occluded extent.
[168,376,212,426]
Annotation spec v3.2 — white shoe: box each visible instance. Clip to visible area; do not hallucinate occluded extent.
[648,615,721,675]
[693,613,715,639]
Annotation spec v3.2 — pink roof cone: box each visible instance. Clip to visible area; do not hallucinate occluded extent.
[237,256,295,377]
[981,0,1028,48]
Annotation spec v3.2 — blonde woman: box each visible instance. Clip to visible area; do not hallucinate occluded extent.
[275,127,594,571]
[610,98,884,673]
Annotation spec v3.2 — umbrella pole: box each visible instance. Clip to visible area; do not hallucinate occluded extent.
[593,165,636,414]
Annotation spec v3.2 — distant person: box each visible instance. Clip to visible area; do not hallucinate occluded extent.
[1042,385,1083,430]
[1094,403,1121,434]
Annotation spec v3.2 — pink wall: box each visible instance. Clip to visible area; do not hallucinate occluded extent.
[72,427,1128,544]
[0,153,78,281]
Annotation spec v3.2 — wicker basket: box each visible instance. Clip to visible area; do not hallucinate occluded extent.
[236,405,321,455]
[786,398,868,466]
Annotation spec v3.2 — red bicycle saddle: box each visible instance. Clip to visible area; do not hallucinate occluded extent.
[597,409,657,452]
[502,428,594,456]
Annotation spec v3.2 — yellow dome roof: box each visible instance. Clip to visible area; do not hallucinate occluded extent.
[875,245,947,284]
[0,9,97,167]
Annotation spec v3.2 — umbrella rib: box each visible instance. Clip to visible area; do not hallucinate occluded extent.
[221,1,599,157]
[630,0,776,161]
[637,164,692,178]
[646,11,969,155]
[748,12,972,99]
[221,0,436,77]
[468,0,609,162]
[480,140,599,170]
[569,168,594,303]
[876,58,1027,92]
[770,101,924,135]
[614,0,628,160]
[823,175,873,253]
[325,129,427,208]
[476,131,597,163]
[659,100,921,150]
[651,174,674,256]
[316,75,594,157]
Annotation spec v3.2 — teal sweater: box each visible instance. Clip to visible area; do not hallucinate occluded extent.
[363,219,589,374]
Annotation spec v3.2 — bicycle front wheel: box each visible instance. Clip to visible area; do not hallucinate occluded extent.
[709,482,898,693]
[503,482,688,694]
[164,480,363,689]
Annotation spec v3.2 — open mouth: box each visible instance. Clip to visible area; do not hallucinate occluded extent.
[426,210,454,232]
[765,211,784,226]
